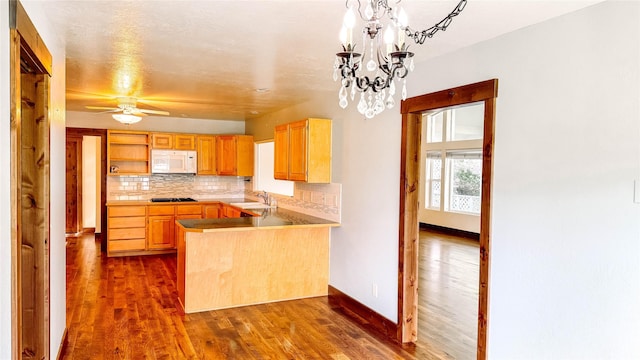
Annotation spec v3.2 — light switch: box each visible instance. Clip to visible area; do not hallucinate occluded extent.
[635,180,640,204]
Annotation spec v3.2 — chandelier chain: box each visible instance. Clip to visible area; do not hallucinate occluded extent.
[403,0,467,45]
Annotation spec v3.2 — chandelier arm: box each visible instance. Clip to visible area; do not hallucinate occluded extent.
[354,76,371,92]
[376,49,392,76]
[402,0,467,45]
[390,63,409,80]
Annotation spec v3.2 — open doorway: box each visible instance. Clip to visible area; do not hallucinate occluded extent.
[398,79,498,360]
[417,102,485,358]
[65,128,108,248]
[65,133,103,235]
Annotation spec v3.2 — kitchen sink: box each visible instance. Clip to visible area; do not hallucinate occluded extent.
[230,202,273,209]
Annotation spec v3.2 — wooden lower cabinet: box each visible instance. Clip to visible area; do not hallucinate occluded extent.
[147,205,176,250]
[107,205,147,256]
[148,215,176,250]
[221,204,242,218]
[203,204,221,219]
[108,203,212,256]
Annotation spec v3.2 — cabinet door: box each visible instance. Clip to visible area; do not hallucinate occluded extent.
[221,205,241,218]
[151,133,173,149]
[175,134,196,150]
[288,120,308,181]
[216,136,237,175]
[148,215,175,249]
[197,136,216,175]
[203,204,221,219]
[274,124,289,180]
[235,135,254,177]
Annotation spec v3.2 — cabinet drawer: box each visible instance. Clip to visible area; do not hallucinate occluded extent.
[148,205,175,216]
[176,204,202,215]
[109,206,146,217]
[109,216,146,228]
[108,239,146,252]
[109,227,146,240]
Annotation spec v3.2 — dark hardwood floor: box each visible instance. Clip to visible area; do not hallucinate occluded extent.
[418,229,479,360]
[63,234,470,359]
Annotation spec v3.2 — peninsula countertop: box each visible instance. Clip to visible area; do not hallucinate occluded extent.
[176,207,339,232]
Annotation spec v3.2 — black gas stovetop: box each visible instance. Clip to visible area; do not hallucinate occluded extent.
[150,197,198,203]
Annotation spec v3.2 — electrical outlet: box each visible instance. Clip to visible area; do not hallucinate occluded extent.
[635,180,640,204]
[372,283,378,298]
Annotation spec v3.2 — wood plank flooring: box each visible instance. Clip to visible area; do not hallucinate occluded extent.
[418,229,479,360]
[62,232,478,359]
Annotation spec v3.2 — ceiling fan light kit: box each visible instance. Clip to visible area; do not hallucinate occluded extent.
[112,113,142,125]
[334,0,467,119]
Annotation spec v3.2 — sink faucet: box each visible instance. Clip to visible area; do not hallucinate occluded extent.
[258,191,270,205]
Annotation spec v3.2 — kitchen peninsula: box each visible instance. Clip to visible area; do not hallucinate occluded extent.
[175,207,338,313]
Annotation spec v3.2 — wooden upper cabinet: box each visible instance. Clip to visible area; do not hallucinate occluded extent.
[174,134,196,150]
[274,124,289,180]
[273,118,331,183]
[196,136,216,175]
[152,132,196,150]
[151,133,173,149]
[107,130,150,175]
[216,135,254,176]
[288,120,308,182]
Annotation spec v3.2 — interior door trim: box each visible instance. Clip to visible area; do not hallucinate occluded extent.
[398,79,498,360]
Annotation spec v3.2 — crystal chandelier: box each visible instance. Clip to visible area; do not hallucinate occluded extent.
[333,0,467,119]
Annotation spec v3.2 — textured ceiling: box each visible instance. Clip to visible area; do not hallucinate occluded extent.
[36,0,603,121]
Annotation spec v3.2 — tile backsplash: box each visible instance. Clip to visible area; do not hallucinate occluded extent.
[245,181,341,223]
[108,174,341,223]
[108,174,247,201]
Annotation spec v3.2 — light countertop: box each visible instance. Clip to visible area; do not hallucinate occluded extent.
[177,207,339,232]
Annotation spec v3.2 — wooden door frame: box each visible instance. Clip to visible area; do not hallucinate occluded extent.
[65,128,108,247]
[398,79,498,360]
[10,1,53,358]
[65,135,83,234]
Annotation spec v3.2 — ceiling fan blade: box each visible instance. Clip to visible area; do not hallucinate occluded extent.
[85,105,119,110]
[138,109,170,116]
[129,110,149,117]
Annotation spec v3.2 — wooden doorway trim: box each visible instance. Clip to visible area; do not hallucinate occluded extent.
[65,128,108,246]
[65,135,83,234]
[10,1,53,358]
[398,79,498,360]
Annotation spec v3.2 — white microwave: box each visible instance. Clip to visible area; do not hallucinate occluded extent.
[151,150,197,174]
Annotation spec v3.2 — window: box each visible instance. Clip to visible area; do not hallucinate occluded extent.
[423,102,483,215]
[254,141,294,196]
[447,150,482,214]
[425,152,442,209]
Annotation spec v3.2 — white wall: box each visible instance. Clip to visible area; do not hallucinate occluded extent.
[412,2,640,358]
[82,136,98,228]
[484,3,639,358]
[66,110,245,134]
[249,1,640,357]
[0,1,13,358]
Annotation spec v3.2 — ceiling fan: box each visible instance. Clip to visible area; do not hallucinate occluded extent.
[85,96,170,124]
